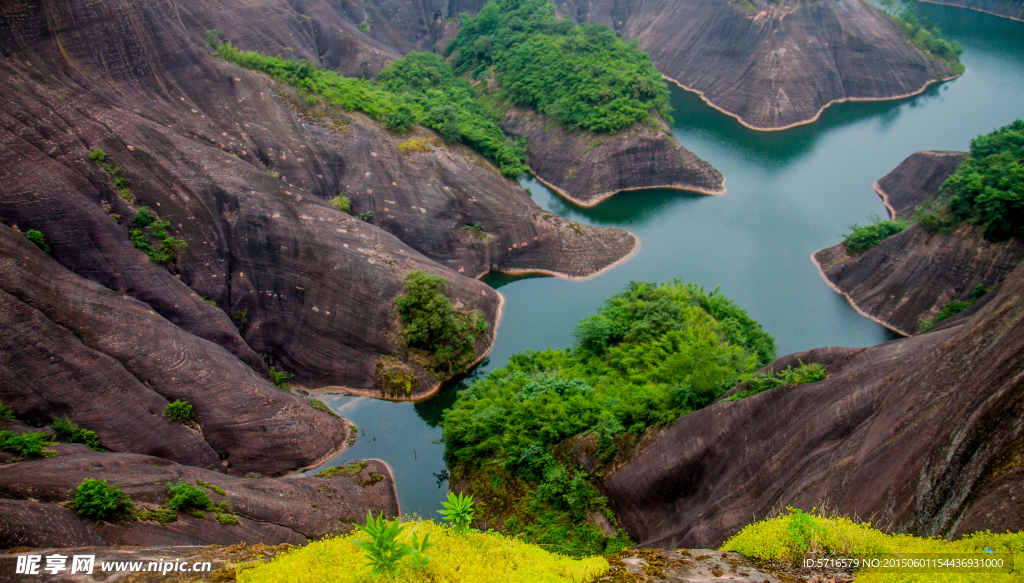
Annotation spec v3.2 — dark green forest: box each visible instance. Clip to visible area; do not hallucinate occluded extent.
[445,0,672,132]
[441,281,776,555]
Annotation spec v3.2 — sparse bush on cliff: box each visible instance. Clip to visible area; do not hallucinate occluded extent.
[0,430,56,460]
[396,270,487,374]
[51,416,108,451]
[918,285,987,332]
[941,119,1024,241]
[24,229,50,254]
[442,280,773,555]
[213,41,528,178]
[164,399,194,423]
[166,480,214,514]
[842,215,908,255]
[0,401,14,419]
[330,195,352,214]
[445,0,672,132]
[722,361,828,401]
[72,478,133,522]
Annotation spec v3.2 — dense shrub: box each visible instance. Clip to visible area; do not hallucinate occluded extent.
[0,430,56,459]
[0,401,14,419]
[396,271,487,374]
[941,119,1024,240]
[842,215,908,254]
[213,41,528,178]
[24,229,50,253]
[269,366,293,390]
[330,195,352,214]
[51,416,107,451]
[911,198,959,233]
[722,362,828,401]
[445,0,671,132]
[166,480,213,512]
[163,399,194,423]
[442,280,773,554]
[72,478,133,522]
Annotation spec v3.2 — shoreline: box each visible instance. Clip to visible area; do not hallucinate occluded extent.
[810,250,910,336]
[917,0,1024,22]
[661,72,961,132]
[874,181,897,220]
[528,167,726,209]
[311,289,506,403]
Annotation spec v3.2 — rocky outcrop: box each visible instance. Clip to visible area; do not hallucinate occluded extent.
[602,260,1024,548]
[499,108,725,206]
[553,0,957,130]
[920,0,1024,21]
[0,450,398,548]
[813,151,1022,335]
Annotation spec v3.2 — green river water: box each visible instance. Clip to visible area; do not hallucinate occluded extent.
[308,4,1024,519]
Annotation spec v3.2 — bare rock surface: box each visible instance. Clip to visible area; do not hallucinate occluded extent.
[499,108,725,206]
[0,451,398,549]
[921,0,1024,20]
[553,0,956,130]
[813,151,1022,335]
[603,260,1024,548]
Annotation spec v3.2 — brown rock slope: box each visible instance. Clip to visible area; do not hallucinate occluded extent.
[813,151,1023,335]
[0,450,398,548]
[499,108,725,206]
[553,0,957,130]
[921,0,1024,21]
[602,261,1024,548]
[0,0,635,402]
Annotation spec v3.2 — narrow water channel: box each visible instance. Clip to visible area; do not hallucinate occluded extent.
[308,4,1024,519]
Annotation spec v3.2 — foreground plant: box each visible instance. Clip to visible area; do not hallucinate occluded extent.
[438,491,475,535]
[352,512,414,577]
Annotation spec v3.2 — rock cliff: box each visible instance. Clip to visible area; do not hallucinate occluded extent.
[553,0,957,129]
[602,259,1024,548]
[0,449,398,548]
[813,151,1022,335]
[499,108,725,206]
[921,0,1024,21]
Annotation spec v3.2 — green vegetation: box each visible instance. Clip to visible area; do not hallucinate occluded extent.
[51,417,107,451]
[880,0,964,75]
[0,401,14,419]
[129,206,187,264]
[269,366,293,390]
[212,40,528,177]
[445,0,671,132]
[438,491,475,535]
[331,195,353,214]
[351,512,430,576]
[164,399,194,423]
[196,479,227,496]
[842,215,908,254]
[722,362,828,401]
[234,309,248,326]
[89,148,133,201]
[0,430,56,460]
[722,507,1023,582]
[317,461,368,479]
[311,399,340,417]
[919,284,988,332]
[236,519,609,583]
[355,210,374,222]
[941,120,1024,240]
[72,478,133,522]
[911,198,960,233]
[442,280,774,555]
[395,271,488,375]
[166,479,214,515]
[25,229,50,254]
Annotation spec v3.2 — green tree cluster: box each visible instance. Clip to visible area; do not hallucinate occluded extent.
[441,280,774,555]
[842,215,908,254]
[880,0,964,75]
[941,120,1024,240]
[396,271,487,375]
[445,0,672,132]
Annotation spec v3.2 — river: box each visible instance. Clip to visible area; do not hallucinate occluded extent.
[307,3,1024,519]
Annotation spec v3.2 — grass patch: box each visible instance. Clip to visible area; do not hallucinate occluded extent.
[311,399,340,417]
[443,280,774,554]
[236,519,609,583]
[317,461,368,479]
[722,362,828,401]
[330,195,352,214]
[398,138,436,154]
[722,508,1023,582]
[842,215,908,255]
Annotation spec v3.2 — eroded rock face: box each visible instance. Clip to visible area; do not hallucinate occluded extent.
[603,261,1024,548]
[921,0,1024,21]
[553,0,955,130]
[0,451,398,548]
[499,108,725,206]
[813,151,1023,335]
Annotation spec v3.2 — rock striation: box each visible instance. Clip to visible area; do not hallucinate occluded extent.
[553,0,957,130]
[602,260,1024,548]
[0,450,398,548]
[813,151,1023,335]
[499,108,725,206]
